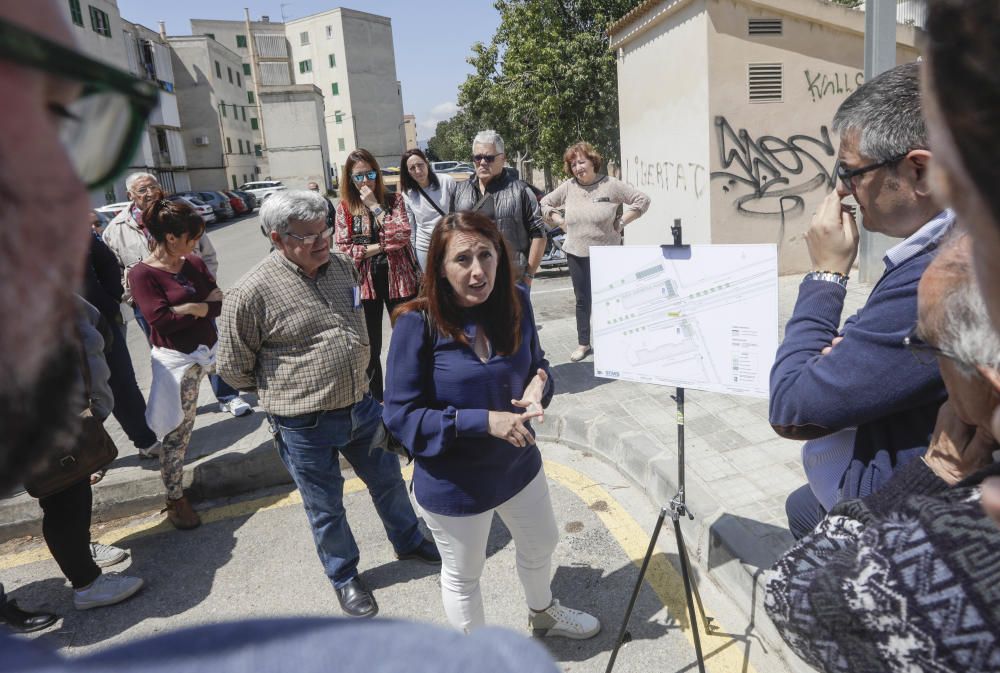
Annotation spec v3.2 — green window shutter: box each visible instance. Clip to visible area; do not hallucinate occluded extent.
[69,0,83,26]
[254,144,263,157]
[243,63,251,76]
[328,54,336,67]
[248,91,255,104]
[251,117,259,130]
[299,59,312,74]
[236,34,247,48]
[335,111,342,124]
[331,82,339,95]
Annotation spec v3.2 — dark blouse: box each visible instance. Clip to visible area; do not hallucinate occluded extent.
[128,255,221,354]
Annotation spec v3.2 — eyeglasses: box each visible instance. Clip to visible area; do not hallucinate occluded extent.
[836,153,909,192]
[351,171,378,183]
[284,226,333,246]
[132,185,160,196]
[902,325,955,365]
[0,19,159,189]
[473,154,499,164]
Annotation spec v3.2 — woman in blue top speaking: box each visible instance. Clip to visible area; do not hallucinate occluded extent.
[384,211,600,639]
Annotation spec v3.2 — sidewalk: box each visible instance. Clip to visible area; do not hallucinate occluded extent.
[0,273,873,663]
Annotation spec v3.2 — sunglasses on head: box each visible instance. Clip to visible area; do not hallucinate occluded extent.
[351,170,378,183]
[473,154,498,164]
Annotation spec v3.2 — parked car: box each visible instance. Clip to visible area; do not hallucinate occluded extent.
[232,189,257,211]
[238,180,287,202]
[431,161,461,173]
[179,191,234,221]
[222,190,248,216]
[168,194,217,225]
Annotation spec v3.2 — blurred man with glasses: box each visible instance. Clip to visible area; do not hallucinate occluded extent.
[769,62,951,539]
[216,190,438,620]
[450,130,546,287]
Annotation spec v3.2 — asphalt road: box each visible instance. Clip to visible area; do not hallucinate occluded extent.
[1,214,793,673]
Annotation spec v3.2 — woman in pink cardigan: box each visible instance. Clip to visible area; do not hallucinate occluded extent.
[335,148,420,401]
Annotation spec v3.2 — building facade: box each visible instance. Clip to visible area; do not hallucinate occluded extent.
[403,114,418,150]
[609,0,921,273]
[259,85,331,190]
[168,35,258,191]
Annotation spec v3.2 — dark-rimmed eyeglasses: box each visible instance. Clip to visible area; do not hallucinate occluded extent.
[0,18,159,189]
[473,154,499,164]
[836,153,909,193]
[902,326,955,365]
[284,226,333,246]
[351,170,378,183]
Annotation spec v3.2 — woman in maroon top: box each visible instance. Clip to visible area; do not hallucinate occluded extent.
[128,199,222,529]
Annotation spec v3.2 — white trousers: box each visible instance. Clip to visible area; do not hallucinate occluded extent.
[419,468,560,632]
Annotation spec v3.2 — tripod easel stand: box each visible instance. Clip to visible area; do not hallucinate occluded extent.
[605,220,715,673]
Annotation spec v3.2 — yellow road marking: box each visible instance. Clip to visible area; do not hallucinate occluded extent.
[1,461,755,673]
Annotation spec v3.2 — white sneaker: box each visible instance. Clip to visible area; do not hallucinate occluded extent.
[220,397,253,417]
[89,542,127,568]
[73,573,144,610]
[529,599,601,639]
[138,441,161,460]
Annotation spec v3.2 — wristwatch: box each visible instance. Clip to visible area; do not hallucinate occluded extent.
[371,206,384,218]
[523,271,536,280]
[803,271,849,288]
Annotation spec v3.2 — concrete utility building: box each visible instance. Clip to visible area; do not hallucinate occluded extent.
[168,35,258,191]
[259,85,332,190]
[403,114,418,150]
[609,0,921,273]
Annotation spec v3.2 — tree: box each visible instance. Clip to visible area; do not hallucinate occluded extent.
[456,0,643,180]
[426,110,481,162]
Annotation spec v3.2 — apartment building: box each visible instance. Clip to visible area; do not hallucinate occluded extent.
[403,114,418,150]
[285,8,406,173]
[168,36,258,191]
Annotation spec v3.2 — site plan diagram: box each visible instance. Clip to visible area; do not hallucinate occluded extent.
[590,245,778,398]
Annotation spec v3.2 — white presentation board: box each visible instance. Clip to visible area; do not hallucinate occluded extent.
[590,244,778,398]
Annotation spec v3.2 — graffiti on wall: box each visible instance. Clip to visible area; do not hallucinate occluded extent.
[623,157,707,199]
[710,116,836,220]
[804,69,865,103]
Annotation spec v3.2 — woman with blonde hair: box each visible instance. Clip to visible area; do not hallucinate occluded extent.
[335,148,419,401]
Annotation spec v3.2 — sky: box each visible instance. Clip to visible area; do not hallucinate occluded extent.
[118,0,501,142]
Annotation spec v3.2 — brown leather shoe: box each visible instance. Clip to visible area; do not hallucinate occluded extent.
[165,496,201,530]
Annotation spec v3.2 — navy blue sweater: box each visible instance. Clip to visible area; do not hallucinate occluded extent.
[384,289,554,516]
[769,247,946,501]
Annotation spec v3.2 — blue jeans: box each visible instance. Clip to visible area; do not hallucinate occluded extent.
[269,395,423,588]
[133,306,239,402]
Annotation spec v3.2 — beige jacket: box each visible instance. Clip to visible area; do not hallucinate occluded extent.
[103,205,218,303]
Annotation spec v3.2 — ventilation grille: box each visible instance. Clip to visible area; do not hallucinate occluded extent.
[748,18,783,35]
[748,63,783,103]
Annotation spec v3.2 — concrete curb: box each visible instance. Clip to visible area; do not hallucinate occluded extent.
[538,409,814,673]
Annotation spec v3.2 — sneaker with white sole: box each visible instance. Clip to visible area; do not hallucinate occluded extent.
[529,599,601,639]
[138,441,161,460]
[73,573,144,610]
[220,397,253,417]
[89,542,127,568]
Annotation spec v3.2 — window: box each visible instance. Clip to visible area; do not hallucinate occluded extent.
[331,82,339,95]
[68,0,83,26]
[215,61,221,78]
[247,91,255,104]
[241,107,246,122]
[232,175,238,189]
[328,54,336,67]
[254,144,263,157]
[250,117,259,130]
[226,137,233,153]
[89,6,111,37]
[238,139,244,154]
[221,103,227,118]
[334,110,343,124]
[299,59,312,74]
[748,63,783,102]
[205,32,215,40]
[300,31,310,45]
[243,63,251,76]
[228,67,233,83]
[247,139,252,156]
[236,34,248,48]
[325,25,333,38]
[233,103,239,116]
[338,138,345,151]
[236,72,242,88]
[255,166,262,174]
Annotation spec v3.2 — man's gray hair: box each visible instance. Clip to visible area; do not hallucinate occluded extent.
[125,171,158,192]
[472,130,505,155]
[832,62,927,163]
[259,190,328,236]
[935,236,1000,378]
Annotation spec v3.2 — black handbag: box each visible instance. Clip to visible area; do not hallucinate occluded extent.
[23,336,119,499]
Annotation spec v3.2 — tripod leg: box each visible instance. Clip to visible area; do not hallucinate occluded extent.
[672,514,707,673]
[605,506,667,673]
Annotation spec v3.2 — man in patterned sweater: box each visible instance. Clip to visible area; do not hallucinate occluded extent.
[765,232,1000,672]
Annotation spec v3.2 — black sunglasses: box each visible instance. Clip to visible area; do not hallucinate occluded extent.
[472,154,499,164]
[0,18,159,189]
[836,153,909,192]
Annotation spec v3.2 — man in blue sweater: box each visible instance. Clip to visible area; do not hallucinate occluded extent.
[770,62,951,539]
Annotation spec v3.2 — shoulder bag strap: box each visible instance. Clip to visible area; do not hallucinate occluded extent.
[415,184,447,218]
